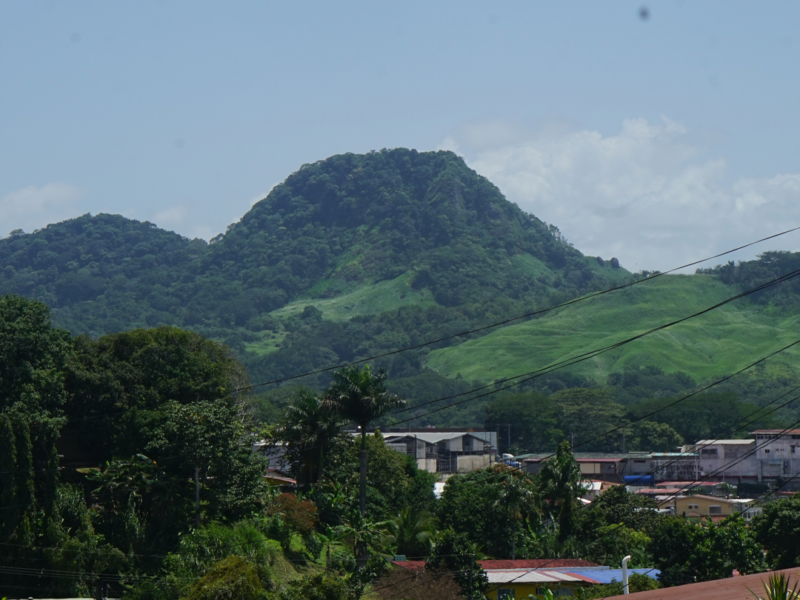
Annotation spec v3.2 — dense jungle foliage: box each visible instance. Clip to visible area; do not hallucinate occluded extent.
[1,295,798,599]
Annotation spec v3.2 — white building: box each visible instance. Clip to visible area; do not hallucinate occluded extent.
[753,429,800,480]
[681,439,758,483]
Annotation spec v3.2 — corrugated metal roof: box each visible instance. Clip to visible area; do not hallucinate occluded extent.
[382,432,488,444]
[752,429,800,435]
[487,570,584,584]
[694,439,755,445]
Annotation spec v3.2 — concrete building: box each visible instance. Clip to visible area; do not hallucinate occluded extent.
[753,429,800,480]
[680,439,758,483]
[367,429,498,474]
[655,494,760,521]
[680,431,800,485]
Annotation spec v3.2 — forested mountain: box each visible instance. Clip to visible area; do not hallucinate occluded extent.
[3,148,800,428]
[0,150,620,334]
[0,150,626,386]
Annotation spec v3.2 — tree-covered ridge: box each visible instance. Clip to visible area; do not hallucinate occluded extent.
[212,148,598,307]
[697,250,800,314]
[0,149,615,342]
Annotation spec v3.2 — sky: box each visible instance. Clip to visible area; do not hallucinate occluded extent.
[1,1,799,271]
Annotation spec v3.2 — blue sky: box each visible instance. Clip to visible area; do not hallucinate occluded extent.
[2,1,799,270]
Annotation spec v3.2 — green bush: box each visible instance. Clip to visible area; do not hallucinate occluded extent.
[181,556,266,600]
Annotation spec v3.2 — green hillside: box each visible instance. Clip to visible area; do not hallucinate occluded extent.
[426,274,800,384]
[3,148,800,428]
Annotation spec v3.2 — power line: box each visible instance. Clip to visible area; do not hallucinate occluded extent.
[235,225,800,393]
[483,416,800,597]
[389,263,800,427]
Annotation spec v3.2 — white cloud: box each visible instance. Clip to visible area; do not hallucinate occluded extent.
[152,205,187,228]
[443,118,800,271]
[0,182,85,236]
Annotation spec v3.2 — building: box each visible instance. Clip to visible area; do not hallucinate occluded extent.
[392,560,660,599]
[681,440,758,483]
[680,432,800,485]
[655,494,760,521]
[364,429,498,474]
[753,429,800,480]
[625,568,798,599]
[521,452,699,484]
[487,568,660,599]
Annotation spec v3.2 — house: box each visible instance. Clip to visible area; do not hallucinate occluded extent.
[363,428,498,473]
[655,494,759,521]
[486,567,659,599]
[625,568,798,599]
[391,559,599,573]
[392,560,660,599]
[251,440,290,471]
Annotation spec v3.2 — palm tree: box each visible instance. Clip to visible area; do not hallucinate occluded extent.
[382,506,437,558]
[539,441,583,541]
[321,365,406,516]
[276,390,341,487]
[749,572,800,600]
[494,466,539,559]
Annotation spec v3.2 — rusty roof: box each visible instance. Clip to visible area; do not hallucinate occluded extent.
[391,559,599,572]
[626,569,799,599]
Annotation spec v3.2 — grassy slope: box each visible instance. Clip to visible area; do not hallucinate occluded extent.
[425,274,800,384]
[269,271,437,322]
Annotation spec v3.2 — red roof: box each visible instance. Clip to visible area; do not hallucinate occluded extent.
[626,568,798,599]
[658,481,725,487]
[392,558,599,572]
[392,561,426,571]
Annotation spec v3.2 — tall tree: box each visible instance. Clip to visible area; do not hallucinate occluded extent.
[275,390,343,487]
[539,441,583,541]
[0,295,71,543]
[752,494,800,569]
[321,365,406,516]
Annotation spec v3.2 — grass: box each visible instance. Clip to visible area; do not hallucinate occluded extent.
[268,271,437,322]
[244,330,288,356]
[425,274,800,384]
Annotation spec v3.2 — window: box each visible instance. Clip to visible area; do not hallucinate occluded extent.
[556,589,575,597]
[765,449,771,454]
[688,504,699,510]
[701,449,718,458]
[709,505,722,515]
[498,589,515,600]
[792,446,796,454]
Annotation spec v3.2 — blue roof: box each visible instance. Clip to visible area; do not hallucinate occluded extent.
[568,568,660,584]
